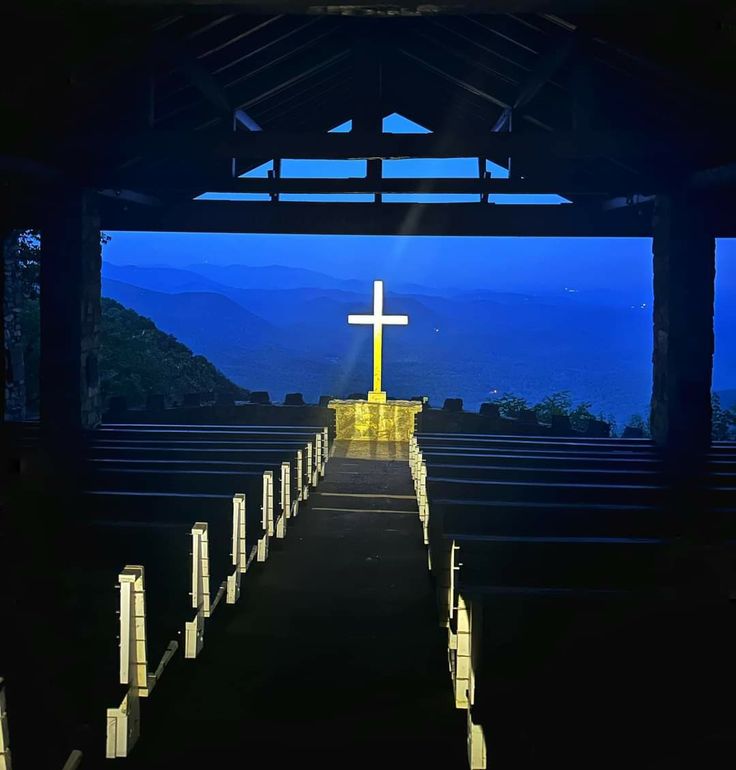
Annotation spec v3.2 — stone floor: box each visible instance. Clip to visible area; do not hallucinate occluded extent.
[331,438,411,461]
[117,441,466,769]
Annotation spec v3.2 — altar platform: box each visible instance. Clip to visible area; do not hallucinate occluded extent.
[328,398,422,442]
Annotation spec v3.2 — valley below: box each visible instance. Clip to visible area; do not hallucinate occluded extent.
[102,260,736,427]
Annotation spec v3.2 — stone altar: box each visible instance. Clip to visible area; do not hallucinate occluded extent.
[328,398,422,442]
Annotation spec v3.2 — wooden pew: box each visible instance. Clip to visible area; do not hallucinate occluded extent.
[101,423,329,447]
[411,432,736,768]
[83,466,289,538]
[412,434,736,546]
[17,423,330,491]
[8,422,330,760]
[88,448,311,500]
[425,482,736,629]
[105,562,177,758]
[83,431,307,530]
[78,425,324,641]
[411,433,736,478]
[87,437,321,495]
[84,425,321,513]
[416,431,657,448]
[459,580,734,770]
[42,494,235,759]
[80,425,323,639]
[0,677,84,768]
[91,423,329,481]
[415,450,736,474]
[420,465,735,621]
[85,427,326,743]
[79,493,244,654]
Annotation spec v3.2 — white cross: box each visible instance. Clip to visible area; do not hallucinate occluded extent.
[348,279,408,400]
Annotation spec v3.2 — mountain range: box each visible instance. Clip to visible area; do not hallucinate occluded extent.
[99,260,704,428]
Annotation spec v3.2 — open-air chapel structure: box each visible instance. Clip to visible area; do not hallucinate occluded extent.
[1,2,735,769]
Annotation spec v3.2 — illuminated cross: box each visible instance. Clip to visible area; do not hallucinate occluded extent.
[348,280,409,403]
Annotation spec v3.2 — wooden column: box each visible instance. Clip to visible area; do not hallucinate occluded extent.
[40,189,102,434]
[650,192,715,452]
[353,32,383,202]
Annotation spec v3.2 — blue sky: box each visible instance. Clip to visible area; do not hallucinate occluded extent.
[104,111,735,378]
[196,113,567,205]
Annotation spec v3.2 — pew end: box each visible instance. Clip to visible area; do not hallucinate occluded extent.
[106,566,178,758]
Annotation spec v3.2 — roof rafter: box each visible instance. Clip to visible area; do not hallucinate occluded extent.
[195,14,283,59]
[153,33,262,129]
[397,46,511,111]
[428,17,535,73]
[236,50,351,112]
[209,16,324,76]
[492,31,576,130]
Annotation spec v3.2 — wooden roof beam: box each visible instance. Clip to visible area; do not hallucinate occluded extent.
[352,33,385,201]
[142,176,656,196]
[89,128,706,165]
[32,2,674,14]
[99,199,657,237]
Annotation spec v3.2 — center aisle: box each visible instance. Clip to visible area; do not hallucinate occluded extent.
[122,440,466,769]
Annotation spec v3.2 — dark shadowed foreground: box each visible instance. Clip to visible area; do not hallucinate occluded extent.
[120,440,466,769]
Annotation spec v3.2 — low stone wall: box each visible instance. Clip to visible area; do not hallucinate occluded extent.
[416,408,611,438]
[101,399,611,439]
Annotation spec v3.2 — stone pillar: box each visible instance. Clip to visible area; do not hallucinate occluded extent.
[3,231,27,421]
[1,230,5,423]
[650,192,715,452]
[1,230,6,423]
[40,190,102,434]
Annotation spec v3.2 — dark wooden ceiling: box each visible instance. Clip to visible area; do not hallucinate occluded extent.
[2,2,735,234]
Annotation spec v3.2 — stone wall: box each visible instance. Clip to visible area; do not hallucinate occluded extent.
[417,407,611,438]
[79,198,102,430]
[40,191,102,431]
[650,192,715,451]
[3,232,26,421]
